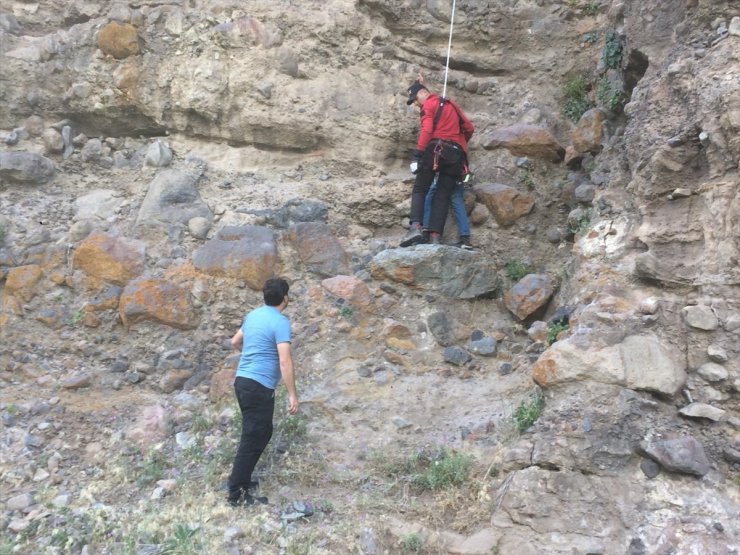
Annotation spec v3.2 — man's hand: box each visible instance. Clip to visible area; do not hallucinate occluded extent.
[287,393,299,414]
[410,149,423,174]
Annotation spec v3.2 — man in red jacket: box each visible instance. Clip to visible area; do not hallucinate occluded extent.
[400,80,474,247]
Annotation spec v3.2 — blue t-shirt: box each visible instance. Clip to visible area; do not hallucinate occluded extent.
[235,305,291,389]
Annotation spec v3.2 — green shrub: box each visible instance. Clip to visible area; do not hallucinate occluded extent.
[401,533,424,553]
[597,76,625,112]
[513,390,545,433]
[568,209,592,234]
[159,524,201,555]
[413,449,472,490]
[603,31,623,69]
[505,260,533,282]
[583,1,600,16]
[276,414,308,443]
[563,76,592,122]
[547,322,569,345]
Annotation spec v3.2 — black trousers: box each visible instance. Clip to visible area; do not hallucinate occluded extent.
[227,377,275,502]
[410,141,465,234]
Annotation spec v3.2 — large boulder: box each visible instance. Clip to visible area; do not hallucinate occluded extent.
[192,226,277,290]
[482,125,565,163]
[533,334,687,396]
[287,222,349,277]
[73,232,146,285]
[321,275,373,309]
[0,152,54,184]
[476,183,535,226]
[136,170,212,229]
[119,278,199,329]
[369,245,500,299]
[571,109,606,154]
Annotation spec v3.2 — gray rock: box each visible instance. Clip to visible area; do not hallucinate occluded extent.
[6,493,33,511]
[498,362,514,375]
[730,16,740,36]
[468,335,497,357]
[443,346,472,366]
[723,447,740,464]
[683,305,719,330]
[0,151,55,184]
[145,140,173,167]
[75,189,122,222]
[0,13,21,34]
[638,436,710,477]
[256,81,273,99]
[696,362,728,382]
[678,403,726,422]
[80,138,105,162]
[188,216,211,239]
[391,416,412,429]
[428,311,455,347]
[639,458,661,479]
[574,182,595,203]
[707,345,728,363]
[546,228,562,243]
[136,169,212,228]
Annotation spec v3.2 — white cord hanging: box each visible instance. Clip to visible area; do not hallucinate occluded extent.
[442,0,457,99]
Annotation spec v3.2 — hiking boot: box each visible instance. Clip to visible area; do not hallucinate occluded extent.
[228,493,268,507]
[456,236,474,250]
[400,225,424,247]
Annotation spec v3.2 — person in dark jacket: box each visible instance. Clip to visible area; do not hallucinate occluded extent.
[401,80,474,247]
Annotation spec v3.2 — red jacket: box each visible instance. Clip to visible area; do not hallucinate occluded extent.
[416,94,475,154]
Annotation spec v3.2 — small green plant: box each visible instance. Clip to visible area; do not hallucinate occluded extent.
[513,389,545,433]
[0,224,5,245]
[568,208,592,234]
[518,169,535,190]
[69,307,85,326]
[582,32,598,44]
[159,524,201,555]
[583,1,600,16]
[414,449,472,490]
[547,322,569,345]
[505,260,533,282]
[597,76,625,112]
[339,306,353,319]
[401,533,424,553]
[137,447,167,486]
[563,75,592,122]
[276,414,308,443]
[603,31,623,69]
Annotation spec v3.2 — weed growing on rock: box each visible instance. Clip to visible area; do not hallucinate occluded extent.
[518,168,535,190]
[414,450,472,490]
[137,447,167,486]
[505,260,533,282]
[340,305,353,319]
[547,322,569,345]
[0,224,5,245]
[603,31,623,69]
[597,76,625,112]
[563,75,592,122]
[568,208,592,234]
[583,1,600,16]
[513,389,545,432]
[401,532,424,553]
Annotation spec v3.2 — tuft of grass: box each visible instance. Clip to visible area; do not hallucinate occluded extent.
[505,260,533,282]
[413,449,472,490]
[159,524,201,555]
[603,31,623,69]
[563,75,592,123]
[137,447,168,486]
[401,533,424,553]
[583,1,600,16]
[339,306,353,319]
[518,168,535,190]
[547,322,569,345]
[513,390,545,433]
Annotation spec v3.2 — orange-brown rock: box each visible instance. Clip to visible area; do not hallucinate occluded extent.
[482,125,565,162]
[209,357,238,403]
[119,278,199,329]
[192,226,277,290]
[571,109,606,154]
[74,232,146,286]
[476,183,535,226]
[504,274,554,321]
[5,264,43,301]
[382,320,416,351]
[98,22,140,59]
[113,62,140,96]
[564,145,585,169]
[321,275,372,308]
[288,222,349,278]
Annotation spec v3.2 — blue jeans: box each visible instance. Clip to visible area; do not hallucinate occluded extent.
[423,176,470,237]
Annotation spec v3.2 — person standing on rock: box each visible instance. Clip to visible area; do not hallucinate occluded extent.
[227,277,299,507]
[401,77,475,247]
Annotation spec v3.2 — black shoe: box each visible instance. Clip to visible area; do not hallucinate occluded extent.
[243,494,269,506]
[400,226,424,247]
[456,236,474,250]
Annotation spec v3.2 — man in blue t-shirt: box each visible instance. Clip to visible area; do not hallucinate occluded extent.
[227,277,299,507]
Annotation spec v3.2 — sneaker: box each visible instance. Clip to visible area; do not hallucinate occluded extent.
[243,494,269,506]
[456,236,474,250]
[429,233,441,245]
[400,225,424,247]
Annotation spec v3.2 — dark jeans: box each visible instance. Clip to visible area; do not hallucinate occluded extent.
[227,377,275,502]
[410,141,465,234]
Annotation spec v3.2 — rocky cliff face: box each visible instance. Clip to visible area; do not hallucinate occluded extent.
[0,1,738,554]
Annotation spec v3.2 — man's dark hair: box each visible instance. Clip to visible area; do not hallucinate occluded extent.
[263,278,289,306]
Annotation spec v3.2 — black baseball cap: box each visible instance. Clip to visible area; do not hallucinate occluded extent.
[406,82,427,105]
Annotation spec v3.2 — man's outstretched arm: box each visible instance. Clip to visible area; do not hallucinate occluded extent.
[277,342,299,414]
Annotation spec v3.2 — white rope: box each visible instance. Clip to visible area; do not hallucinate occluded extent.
[442,0,457,99]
